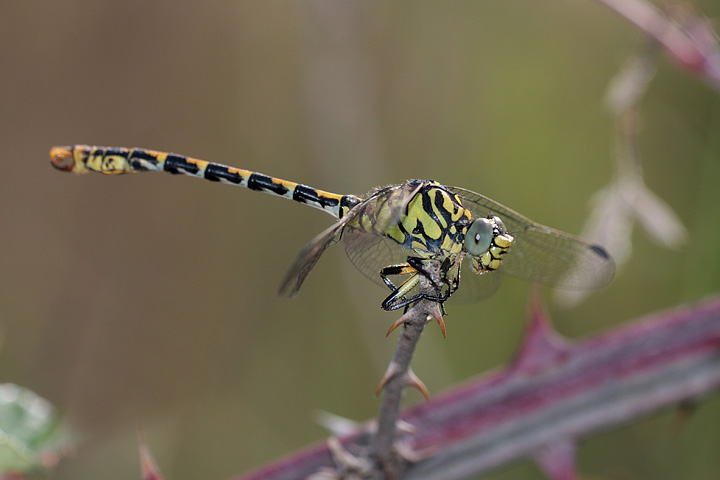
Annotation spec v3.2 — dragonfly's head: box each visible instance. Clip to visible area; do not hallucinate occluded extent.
[464,215,514,273]
[50,145,90,174]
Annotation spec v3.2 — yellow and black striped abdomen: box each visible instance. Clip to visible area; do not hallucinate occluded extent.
[50,145,361,218]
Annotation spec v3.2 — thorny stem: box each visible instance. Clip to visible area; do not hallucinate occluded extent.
[371,309,425,477]
[371,262,444,478]
[235,294,720,480]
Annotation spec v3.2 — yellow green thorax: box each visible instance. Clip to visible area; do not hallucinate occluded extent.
[347,179,515,277]
[351,180,472,259]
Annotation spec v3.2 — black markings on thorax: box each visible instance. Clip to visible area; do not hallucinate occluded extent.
[420,188,442,226]
[433,188,457,224]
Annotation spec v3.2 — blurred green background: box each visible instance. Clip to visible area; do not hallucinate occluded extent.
[1,1,719,479]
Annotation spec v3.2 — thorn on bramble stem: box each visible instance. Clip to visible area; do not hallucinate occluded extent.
[386,310,446,337]
[405,368,430,401]
[533,440,579,480]
[670,400,698,436]
[315,411,359,437]
[376,361,402,396]
[137,428,165,480]
[307,437,374,480]
[386,315,406,337]
[430,312,446,337]
[511,291,570,375]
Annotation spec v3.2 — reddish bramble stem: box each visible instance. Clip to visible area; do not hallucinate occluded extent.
[236,295,720,480]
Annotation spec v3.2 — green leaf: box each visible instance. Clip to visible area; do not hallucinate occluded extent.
[0,383,64,474]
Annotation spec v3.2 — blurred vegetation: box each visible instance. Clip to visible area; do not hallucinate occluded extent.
[0,1,719,479]
[0,383,66,475]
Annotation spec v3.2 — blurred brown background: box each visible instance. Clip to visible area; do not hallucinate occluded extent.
[1,1,719,479]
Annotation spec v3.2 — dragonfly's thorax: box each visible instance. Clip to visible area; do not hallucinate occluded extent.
[351,180,472,258]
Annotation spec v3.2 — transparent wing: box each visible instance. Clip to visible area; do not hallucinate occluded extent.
[359,181,424,234]
[279,208,363,297]
[449,259,503,303]
[343,226,415,287]
[341,182,426,285]
[448,186,615,289]
[280,182,423,297]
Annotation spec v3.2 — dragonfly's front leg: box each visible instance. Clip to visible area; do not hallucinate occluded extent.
[380,262,417,310]
[379,258,450,311]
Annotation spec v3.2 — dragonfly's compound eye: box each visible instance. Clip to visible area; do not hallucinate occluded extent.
[465,217,494,256]
[491,215,506,234]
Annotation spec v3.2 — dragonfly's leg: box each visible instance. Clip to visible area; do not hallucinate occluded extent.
[408,258,455,314]
[380,263,416,290]
[380,258,456,311]
[383,290,452,311]
[380,263,417,310]
[381,272,420,311]
[407,257,444,292]
[381,259,439,286]
[380,279,453,311]
[441,256,461,292]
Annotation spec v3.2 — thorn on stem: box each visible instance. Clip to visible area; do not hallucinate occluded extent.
[376,361,430,400]
[376,361,402,396]
[137,428,165,480]
[307,437,374,480]
[670,400,697,436]
[512,291,569,374]
[386,301,446,338]
[430,313,446,338]
[386,316,406,337]
[315,411,359,437]
[533,440,578,480]
[405,368,430,400]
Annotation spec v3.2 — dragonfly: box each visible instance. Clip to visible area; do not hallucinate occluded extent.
[50,145,614,315]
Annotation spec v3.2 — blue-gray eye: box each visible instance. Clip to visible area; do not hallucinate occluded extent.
[492,216,506,234]
[465,218,493,255]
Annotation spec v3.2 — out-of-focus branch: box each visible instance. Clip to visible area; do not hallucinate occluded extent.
[597,0,720,92]
[138,429,165,480]
[557,37,687,307]
[234,294,720,480]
